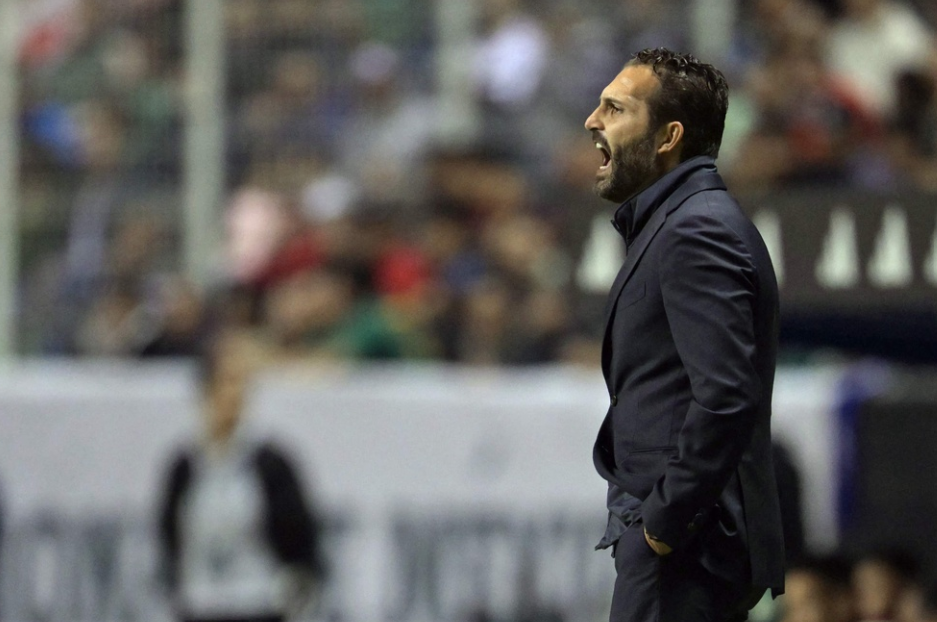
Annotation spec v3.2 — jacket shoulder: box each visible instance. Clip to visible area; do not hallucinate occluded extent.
[254,440,299,475]
[671,185,743,218]
[663,188,761,245]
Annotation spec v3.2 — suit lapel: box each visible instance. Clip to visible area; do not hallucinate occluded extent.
[602,207,666,326]
[600,170,726,381]
[600,207,667,379]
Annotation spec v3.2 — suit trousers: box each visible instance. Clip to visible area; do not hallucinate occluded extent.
[610,525,762,622]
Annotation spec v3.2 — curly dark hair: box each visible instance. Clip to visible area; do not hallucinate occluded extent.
[628,48,729,161]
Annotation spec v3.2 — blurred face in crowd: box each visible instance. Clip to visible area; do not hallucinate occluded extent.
[78,102,126,173]
[854,559,906,621]
[265,270,355,347]
[782,570,854,622]
[584,64,667,204]
[162,279,204,338]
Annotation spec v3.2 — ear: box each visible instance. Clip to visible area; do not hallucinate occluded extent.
[656,121,684,157]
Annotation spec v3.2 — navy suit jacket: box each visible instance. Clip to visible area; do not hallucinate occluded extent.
[593,156,785,594]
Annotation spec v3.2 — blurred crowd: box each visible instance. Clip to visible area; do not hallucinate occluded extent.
[777,548,937,622]
[14,0,937,361]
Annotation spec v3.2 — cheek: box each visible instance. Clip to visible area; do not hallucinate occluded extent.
[609,120,650,151]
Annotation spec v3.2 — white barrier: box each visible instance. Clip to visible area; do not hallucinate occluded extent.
[0,362,841,621]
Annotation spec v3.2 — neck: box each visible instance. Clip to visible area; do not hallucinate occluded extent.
[207,420,237,449]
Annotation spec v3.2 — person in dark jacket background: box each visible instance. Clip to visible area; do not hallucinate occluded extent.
[585,48,785,622]
[157,338,326,622]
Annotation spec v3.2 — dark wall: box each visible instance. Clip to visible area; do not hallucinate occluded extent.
[849,374,937,574]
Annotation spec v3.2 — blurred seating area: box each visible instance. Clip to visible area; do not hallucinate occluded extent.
[14,0,937,361]
[776,548,937,622]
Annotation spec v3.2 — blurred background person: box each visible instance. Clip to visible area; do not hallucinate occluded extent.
[886,65,937,191]
[10,0,937,365]
[726,25,881,192]
[782,554,857,622]
[138,276,212,358]
[472,0,550,155]
[852,548,922,622]
[340,41,438,207]
[917,581,937,622]
[826,0,934,122]
[156,339,327,622]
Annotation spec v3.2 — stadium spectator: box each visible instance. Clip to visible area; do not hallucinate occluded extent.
[537,4,620,131]
[231,50,339,174]
[895,582,926,622]
[262,265,407,361]
[24,96,175,354]
[252,200,326,294]
[608,0,688,57]
[443,275,515,365]
[75,279,151,356]
[157,338,327,622]
[481,211,570,291]
[224,188,291,289]
[66,211,168,356]
[60,100,136,291]
[139,277,211,358]
[826,0,935,120]
[886,67,937,191]
[852,548,922,622]
[782,554,857,622]
[730,0,828,70]
[340,41,438,206]
[12,0,937,362]
[357,0,431,52]
[473,0,550,160]
[916,580,937,622]
[506,287,572,364]
[726,32,880,191]
[473,0,549,111]
[23,0,180,170]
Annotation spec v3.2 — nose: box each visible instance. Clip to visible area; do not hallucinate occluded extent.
[584,107,601,132]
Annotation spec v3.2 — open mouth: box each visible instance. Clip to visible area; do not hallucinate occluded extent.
[595,141,611,170]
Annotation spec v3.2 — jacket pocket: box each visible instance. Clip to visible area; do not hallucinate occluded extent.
[618,282,646,309]
[619,447,675,499]
[628,445,677,454]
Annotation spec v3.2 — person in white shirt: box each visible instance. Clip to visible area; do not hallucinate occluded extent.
[827,0,935,119]
[157,342,326,622]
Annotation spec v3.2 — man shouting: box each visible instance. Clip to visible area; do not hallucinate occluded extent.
[586,48,785,622]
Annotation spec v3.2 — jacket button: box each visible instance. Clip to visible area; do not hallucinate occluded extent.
[610,394,618,406]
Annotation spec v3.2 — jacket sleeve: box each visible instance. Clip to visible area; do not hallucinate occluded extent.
[640,208,762,550]
[255,443,328,580]
[156,450,192,592]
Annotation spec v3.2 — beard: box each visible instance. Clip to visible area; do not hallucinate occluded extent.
[593,128,660,204]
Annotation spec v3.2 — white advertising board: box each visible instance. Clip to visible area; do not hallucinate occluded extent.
[0,362,841,621]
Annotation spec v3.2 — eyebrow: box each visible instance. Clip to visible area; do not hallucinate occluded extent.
[601,95,632,108]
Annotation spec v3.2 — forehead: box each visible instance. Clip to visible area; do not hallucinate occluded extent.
[600,64,660,103]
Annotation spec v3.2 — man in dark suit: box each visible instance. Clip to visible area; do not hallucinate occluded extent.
[585,48,785,622]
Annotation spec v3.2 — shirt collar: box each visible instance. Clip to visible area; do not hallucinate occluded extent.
[611,155,716,243]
